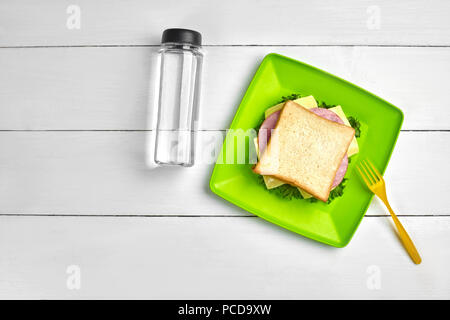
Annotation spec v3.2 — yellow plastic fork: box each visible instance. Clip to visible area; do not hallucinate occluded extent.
[357,159,422,264]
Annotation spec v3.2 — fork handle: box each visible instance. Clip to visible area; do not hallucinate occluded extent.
[381,199,422,264]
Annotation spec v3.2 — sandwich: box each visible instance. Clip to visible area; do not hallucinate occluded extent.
[253,95,361,203]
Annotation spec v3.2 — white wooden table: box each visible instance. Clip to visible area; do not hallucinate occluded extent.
[0,0,449,299]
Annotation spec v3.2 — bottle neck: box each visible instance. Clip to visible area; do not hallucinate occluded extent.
[161,42,201,51]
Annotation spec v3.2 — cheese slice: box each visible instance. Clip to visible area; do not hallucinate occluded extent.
[328,105,359,157]
[264,95,317,118]
[263,175,285,189]
[298,188,313,199]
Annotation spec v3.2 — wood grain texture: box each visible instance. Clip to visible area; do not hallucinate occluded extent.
[0,131,447,216]
[0,46,449,130]
[0,215,448,299]
[1,0,450,46]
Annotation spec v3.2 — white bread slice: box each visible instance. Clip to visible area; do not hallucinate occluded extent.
[253,101,355,202]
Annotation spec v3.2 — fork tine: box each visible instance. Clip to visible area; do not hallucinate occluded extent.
[358,162,375,185]
[367,159,382,181]
[356,165,372,187]
[362,160,379,183]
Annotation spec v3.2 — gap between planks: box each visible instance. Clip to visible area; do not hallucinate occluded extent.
[0,214,448,218]
[1,44,450,49]
[0,129,448,132]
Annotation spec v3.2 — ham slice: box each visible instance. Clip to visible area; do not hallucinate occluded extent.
[257,110,280,155]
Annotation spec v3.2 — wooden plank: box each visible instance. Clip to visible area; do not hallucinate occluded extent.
[0,215,448,299]
[1,0,450,46]
[0,46,449,130]
[0,131,447,216]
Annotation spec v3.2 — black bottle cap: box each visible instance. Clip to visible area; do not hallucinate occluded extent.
[161,28,202,46]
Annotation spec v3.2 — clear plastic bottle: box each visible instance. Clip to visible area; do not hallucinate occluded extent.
[154,28,203,167]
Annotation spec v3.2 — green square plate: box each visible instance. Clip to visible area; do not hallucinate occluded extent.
[209,53,403,247]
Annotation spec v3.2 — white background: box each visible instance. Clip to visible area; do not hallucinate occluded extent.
[0,0,449,299]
